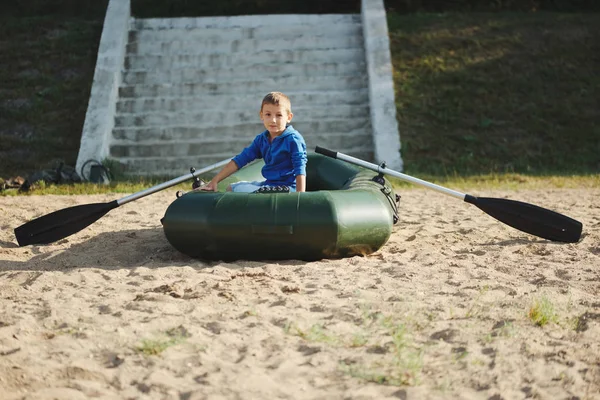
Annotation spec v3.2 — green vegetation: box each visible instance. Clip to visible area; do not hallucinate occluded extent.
[464,285,490,318]
[134,326,189,355]
[388,172,600,192]
[528,295,558,326]
[342,317,423,386]
[0,15,102,178]
[286,306,423,387]
[135,337,182,355]
[389,12,599,175]
[2,168,597,197]
[286,323,340,345]
[0,180,184,196]
[1,3,598,194]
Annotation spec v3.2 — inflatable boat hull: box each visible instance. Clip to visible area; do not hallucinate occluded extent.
[161,153,399,260]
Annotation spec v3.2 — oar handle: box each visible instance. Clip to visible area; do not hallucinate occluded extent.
[315,146,466,200]
[117,158,231,206]
[315,146,338,159]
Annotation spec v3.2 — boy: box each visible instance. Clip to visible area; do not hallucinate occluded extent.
[199,92,307,193]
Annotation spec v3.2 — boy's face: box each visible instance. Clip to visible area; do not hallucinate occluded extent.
[260,103,293,137]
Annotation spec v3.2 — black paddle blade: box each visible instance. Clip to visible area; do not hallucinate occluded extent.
[14,201,119,246]
[464,195,582,243]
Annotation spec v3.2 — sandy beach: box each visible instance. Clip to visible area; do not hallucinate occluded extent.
[1,187,599,399]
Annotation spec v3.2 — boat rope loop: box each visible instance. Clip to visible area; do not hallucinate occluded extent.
[381,185,400,225]
[371,161,400,225]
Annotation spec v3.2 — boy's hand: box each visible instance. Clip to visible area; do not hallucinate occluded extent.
[194,160,237,192]
[197,180,218,192]
[295,174,306,193]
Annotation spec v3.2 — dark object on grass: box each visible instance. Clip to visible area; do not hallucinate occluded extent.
[80,159,111,184]
[19,162,81,192]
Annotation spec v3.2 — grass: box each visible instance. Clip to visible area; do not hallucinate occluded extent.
[0,15,103,178]
[342,318,423,386]
[3,171,597,197]
[134,326,190,356]
[1,8,598,192]
[388,12,600,176]
[135,337,182,356]
[0,180,184,196]
[464,285,490,319]
[286,323,340,345]
[389,172,600,191]
[528,295,558,326]
[286,305,423,387]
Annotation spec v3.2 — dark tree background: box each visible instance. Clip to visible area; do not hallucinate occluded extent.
[2,0,598,18]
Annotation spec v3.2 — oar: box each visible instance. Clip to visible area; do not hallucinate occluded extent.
[14,158,231,246]
[315,146,582,243]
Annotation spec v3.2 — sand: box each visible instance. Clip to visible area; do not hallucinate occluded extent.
[1,187,599,400]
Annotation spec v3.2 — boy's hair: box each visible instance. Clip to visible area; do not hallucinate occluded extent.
[261,92,292,114]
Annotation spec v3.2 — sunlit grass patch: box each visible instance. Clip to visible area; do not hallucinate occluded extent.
[134,326,190,356]
[135,337,182,356]
[285,323,340,345]
[285,306,424,387]
[0,179,191,196]
[341,319,423,387]
[528,295,558,326]
[388,173,600,191]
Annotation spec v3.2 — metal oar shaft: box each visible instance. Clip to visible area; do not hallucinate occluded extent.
[117,158,230,206]
[318,147,466,200]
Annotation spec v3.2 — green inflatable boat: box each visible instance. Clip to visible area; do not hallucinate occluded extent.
[161,153,400,261]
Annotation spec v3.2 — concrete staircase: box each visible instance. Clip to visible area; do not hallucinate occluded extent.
[113,15,371,176]
[76,0,402,179]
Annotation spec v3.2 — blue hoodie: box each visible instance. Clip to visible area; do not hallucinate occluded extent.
[232,125,307,188]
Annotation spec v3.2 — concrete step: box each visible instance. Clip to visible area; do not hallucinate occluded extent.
[114,105,369,128]
[125,48,365,70]
[115,148,375,178]
[126,35,363,55]
[121,61,366,85]
[110,132,372,159]
[118,75,368,98]
[130,20,361,43]
[116,89,369,113]
[112,118,371,143]
[132,14,361,30]
[111,138,252,158]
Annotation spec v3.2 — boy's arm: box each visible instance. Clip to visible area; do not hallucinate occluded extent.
[289,134,307,193]
[234,135,263,169]
[295,174,306,193]
[198,160,239,191]
[199,134,263,192]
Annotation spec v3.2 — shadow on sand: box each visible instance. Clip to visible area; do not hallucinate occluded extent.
[0,227,309,272]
